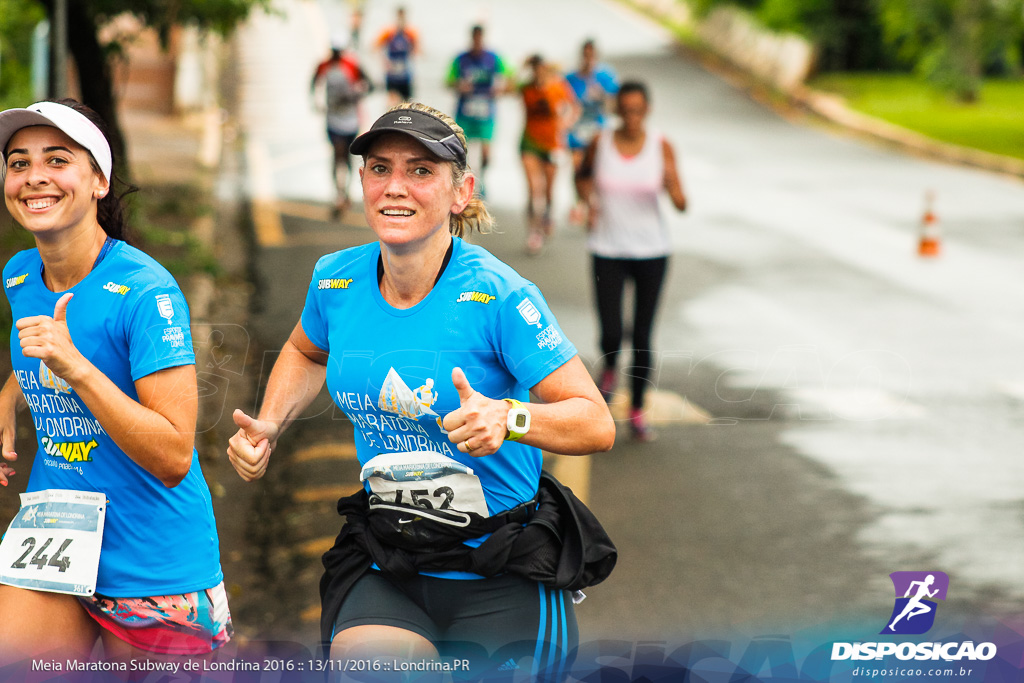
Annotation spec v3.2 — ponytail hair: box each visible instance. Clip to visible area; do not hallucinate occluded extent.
[53,98,137,244]
[384,102,495,237]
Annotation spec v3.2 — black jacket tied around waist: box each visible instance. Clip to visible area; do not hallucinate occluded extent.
[318,471,617,646]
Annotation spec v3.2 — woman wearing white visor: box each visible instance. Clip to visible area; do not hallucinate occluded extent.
[0,99,230,665]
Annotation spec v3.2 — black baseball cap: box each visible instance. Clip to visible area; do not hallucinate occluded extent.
[350,109,466,165]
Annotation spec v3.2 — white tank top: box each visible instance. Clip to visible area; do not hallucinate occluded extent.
[587,128,668,258]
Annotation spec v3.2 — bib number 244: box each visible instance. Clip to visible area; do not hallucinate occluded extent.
[0,489,106,596]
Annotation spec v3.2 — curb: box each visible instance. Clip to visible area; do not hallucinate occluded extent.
[619,0,1024,181]
[791,88,1024,179]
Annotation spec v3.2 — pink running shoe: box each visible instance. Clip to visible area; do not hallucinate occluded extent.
[569,203,586,227]
[598,368,617,400]
[629,408,656,442]
[526,231,545,256]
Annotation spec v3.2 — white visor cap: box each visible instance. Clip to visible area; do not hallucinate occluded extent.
[0,101,113,182]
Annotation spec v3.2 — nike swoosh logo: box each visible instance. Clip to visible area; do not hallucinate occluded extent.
[399,518,414,524]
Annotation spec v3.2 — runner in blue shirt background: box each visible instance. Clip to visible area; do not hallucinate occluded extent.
[228,102,615,680]
[0,99,230,664]
[447,25,514,197]
[375,6,419,106]
[567,39,619,225]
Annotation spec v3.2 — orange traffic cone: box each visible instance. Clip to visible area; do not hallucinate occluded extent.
[918,191,941,257]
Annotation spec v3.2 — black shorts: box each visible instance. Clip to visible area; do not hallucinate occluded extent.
[332,570,578,681]
[327,130,357,152]
[385,78,413,101]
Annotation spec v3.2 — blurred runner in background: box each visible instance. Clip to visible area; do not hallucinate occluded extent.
[347,0,365,49]
[311,36,372,218]
[519,54,580,255]
[375,6,418,106]
[567,39,618,226]
[447,25,514,198]
[575,81,687,441]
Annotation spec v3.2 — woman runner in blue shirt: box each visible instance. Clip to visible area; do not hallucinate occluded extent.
[228,102,616,680]
[0,99,230,665]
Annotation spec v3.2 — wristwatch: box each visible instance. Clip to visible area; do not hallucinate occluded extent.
[503,398,531,441]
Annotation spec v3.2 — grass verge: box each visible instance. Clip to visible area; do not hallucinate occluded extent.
[810,73,1024,161]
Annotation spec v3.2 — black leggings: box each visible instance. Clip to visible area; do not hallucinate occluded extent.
[592,255,669,409]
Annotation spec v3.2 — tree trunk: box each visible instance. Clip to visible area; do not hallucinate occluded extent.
[41,0,131,181]
[950,0,983,102]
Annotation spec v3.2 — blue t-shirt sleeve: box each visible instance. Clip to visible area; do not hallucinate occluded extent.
[496,284,577,390]
[126,284,196,381]
[598,67,619,94]
[566,73,585,99]
[300,269,330,352]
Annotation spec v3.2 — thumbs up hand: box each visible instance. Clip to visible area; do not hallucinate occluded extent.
[227,409,280,481]
[0,419,16,487]
[16,293,86,383]
[443,367,509,457]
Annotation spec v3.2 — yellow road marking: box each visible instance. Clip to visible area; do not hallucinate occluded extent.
[293,484,357,504]
[607,388,712,424]
[246,138,285,247]
[251,200,285,247]
[544,453,592,507]
[275,200,332,222]
[291,442,358,463]
[546,389,709,504]
[300,604,320,623]
[298,535,336,557]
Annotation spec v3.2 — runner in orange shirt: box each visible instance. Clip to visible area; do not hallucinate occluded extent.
[519,55,580,255]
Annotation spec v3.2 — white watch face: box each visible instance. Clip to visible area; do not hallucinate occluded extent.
[508,408,530,435]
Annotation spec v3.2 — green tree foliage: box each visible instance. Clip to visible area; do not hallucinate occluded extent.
[689,0,896,70]
[15,0,270,179]
[756,0,893,70]
[687,0,1024,99]
[875,0,1024,101]
[0,0,45,109]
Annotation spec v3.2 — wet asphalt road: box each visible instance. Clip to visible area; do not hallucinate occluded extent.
[204,0,1024,665]
[218,0,1024,659]
[1,0,1020,676]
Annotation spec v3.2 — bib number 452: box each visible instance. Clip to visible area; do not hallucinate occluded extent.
[373,486,455,510]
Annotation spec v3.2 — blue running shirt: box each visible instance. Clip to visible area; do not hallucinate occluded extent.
[383,29,415,83]
[566,65,619,149]
[448,50,509,122]
[3,241,223,596]
[301,237,577,522]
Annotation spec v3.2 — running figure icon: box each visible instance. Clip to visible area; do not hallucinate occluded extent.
[887,574,938,632]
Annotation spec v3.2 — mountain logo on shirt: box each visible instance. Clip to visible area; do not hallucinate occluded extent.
[155,294,174,323]
[457,290,496,304]
[5,273,28,289]
[39,361,72,395]
[379,368,439,420]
